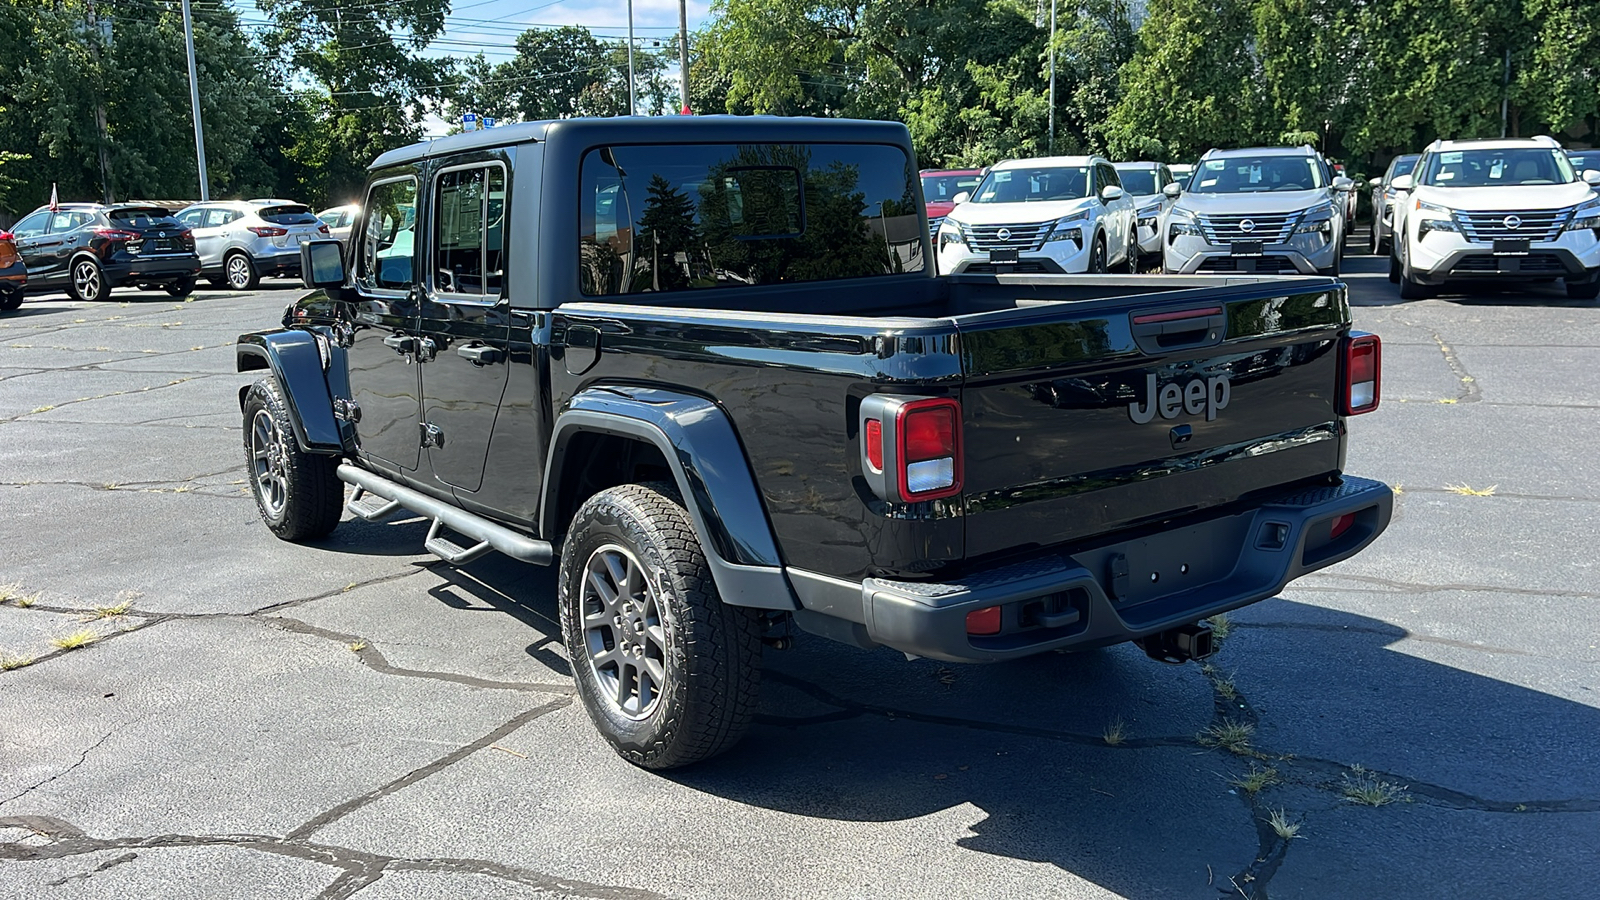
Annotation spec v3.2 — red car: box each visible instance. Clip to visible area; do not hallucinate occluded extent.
[0,229,24,311]
[920,168,985,238]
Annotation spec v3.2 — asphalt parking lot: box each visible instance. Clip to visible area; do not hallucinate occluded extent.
[1,255,1597,899]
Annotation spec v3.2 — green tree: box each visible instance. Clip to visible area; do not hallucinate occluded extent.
[447,26,678,124]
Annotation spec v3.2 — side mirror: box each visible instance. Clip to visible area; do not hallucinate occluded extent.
[1368,176,1383,187]
[1332,176,1355,192]
[1583,169,1600,186]
[1389,174,1414,192]
[1162,182,1182,199]
[300,239,347,290]
[951,191,971,205]
[1100,185,1125,202]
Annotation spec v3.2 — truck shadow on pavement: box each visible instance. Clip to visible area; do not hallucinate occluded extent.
[426,554,1600,899]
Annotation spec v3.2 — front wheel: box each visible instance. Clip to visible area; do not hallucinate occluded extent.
[225,252,259,290]
[1566,279,1600,300]
[69,258,108,302]
[0,291,21,312]
[560,482,762,770]
[242,379,344,541]
[1087,234,1108,274]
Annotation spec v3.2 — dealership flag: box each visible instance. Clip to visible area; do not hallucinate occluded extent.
[48,184,58,211]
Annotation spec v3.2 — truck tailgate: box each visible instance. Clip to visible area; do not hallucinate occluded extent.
[954,279,1349,562]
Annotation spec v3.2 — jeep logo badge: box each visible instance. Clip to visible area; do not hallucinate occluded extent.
[1503,215,1522,230]
[1240,219,1256,233]
[997,228,1012,242]
[1128,373,1231,424]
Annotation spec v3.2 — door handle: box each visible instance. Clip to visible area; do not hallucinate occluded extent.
[383,334,417,354]
[456,344,502,365]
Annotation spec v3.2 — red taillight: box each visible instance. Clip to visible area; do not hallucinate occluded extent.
[1341,333,1381,415]
[318,223,330,234]
[1330,512,1356,539]
[965,605,1002,636]
[864,419,883,471]
[93,228,138,240]
[896,398,961,500]
[0,231,13,241]
[248,226,288,237]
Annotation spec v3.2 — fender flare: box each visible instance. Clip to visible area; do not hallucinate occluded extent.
[235,328,351,454]
[542,387,798,611]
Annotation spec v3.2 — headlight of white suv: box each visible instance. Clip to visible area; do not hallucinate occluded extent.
[1167,208,1202,241]
[1136,202,1162,224]
[937,220,966,251]
[1293,206,1336,237]
[1569,198,1600,231]
[1413,198,1460,237]
[1046,209,1090,245]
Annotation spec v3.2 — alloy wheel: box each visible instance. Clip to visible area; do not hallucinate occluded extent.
[579,544,670,719]
[249,408,289,518]
[227,256,252,289]
[73,261,102,301]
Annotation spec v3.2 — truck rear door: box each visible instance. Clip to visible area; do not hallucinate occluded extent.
[952,279,1349,562]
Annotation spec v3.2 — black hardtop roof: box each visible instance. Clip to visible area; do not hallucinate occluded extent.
[369,115,916,171]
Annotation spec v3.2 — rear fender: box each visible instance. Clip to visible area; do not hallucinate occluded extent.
[542,387,797,611]
[235,328,352,454]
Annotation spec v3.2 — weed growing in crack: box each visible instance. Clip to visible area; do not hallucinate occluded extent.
[50,629,99,651]
[1207,669,1239,701]
[1445,483,1497,497]
[1206,612,1233,641]
[15,593,38,608]
[0,583,22,603]
[1198,719,1255,755]
[88,601,133,620]
[1228,763,1281,796]
[1,652,34,670]
[1341,765,1408,806]
[1265,808,1303,841]
[1102,718,1126,746]
[348,642,368,653]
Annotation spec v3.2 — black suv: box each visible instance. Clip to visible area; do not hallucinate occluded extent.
[8,203,201,301]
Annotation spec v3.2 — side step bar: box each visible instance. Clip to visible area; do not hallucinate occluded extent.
[337,464,554,567]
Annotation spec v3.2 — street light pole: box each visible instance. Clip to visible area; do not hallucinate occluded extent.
[678,0,690,114]
[626,0,637,115]
[181,0,209,200]
[1047,0,1056,155]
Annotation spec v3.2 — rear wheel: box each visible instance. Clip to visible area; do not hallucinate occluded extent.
[1122,229,1139,273]
[1566,279,1600,300]
[225,252,259,290]
[164,277,196,298]
[242,378,344,541]
[0,291,21,311]
[68,257,108,302]
[560,482,762,770]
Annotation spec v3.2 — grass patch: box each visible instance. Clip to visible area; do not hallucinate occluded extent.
[347,641,367,653]
[0,583,23,603]
[1265,808,1303,841]
[50,629,99,651]
[1102,718,1126,746]
[1341,765,1408,806]
[88,601,133,620]
[1445,483,1497,497]
[1197,719,1255,755]
[1,653,34,671]
[1228,763,1281,796]
[29,405,53,414]
[1207,669,1239,701]
[15,592,38,608]
[1205,612,1233,641]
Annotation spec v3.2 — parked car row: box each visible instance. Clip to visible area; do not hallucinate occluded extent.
[0,197,358,305]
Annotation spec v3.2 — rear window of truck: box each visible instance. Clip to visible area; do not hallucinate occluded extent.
[579,142,924,296]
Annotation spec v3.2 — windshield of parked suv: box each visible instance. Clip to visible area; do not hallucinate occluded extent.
[1192,156,1326,193]
[579,142,922,296]
[921,174,981,202]
[1419,148,1574,187]
[1385,155,1420,183]
[1115,169,1158,196]
[972,167,1090,203]
[258,205,319,225]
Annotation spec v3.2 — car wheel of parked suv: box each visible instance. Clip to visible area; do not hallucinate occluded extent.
[225,252,259,291]
[559,482,762,770]
[1388,247,1401,283]
[0,291,21,311]
[242,378,344,541]
[164,277,196,298]
[1123,230,1139,273]
[69,257,108,302]
[1566,280,1600,300]
[1088,234,1108,274]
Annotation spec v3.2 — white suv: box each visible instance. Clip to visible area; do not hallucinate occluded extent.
[1391,136,1600,300]
[935,157,1137,275]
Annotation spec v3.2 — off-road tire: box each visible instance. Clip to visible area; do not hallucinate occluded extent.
[0,291,21,311]
[241,378,343,541]
[559,482,762,770]
[1566,279,1600,300]
[164,277,196,298]
[225,252,259,290]
[69,257,108,302]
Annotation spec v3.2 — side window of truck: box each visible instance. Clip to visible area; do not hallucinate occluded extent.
[357,177,418,292]
[578,142,923,297]
[432,162,507,299]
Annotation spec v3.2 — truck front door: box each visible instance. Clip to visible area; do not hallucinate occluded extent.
[417,157,512,493]
[346,169,423,474]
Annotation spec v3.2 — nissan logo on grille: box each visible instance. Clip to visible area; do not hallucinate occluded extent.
[1503,215,1522,230]
[996,228,1012,242]
[1239,220,1256,233]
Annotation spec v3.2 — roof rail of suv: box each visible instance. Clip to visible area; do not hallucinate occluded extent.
[1425,135,1563,152]
[1199,145,1316,160]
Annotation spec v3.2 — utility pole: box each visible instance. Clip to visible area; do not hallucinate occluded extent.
[85,0,114,204]
[1047,0,1057,155]
[626,0,637,115]
[678,0,690,114]
[182,0,210,201]
[1500,48,1511,139]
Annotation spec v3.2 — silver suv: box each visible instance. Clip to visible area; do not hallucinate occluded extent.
[174,200,328,290]
[1163,146,1355,276]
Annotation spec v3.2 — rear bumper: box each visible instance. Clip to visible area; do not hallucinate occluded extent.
[105,256,202,284]
[789,475,1393,663]
[253,251,302,277]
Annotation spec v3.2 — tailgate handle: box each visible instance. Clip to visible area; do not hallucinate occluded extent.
[1130,306,1225,355]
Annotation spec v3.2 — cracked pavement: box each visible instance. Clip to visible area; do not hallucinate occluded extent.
[2,263,1598,898]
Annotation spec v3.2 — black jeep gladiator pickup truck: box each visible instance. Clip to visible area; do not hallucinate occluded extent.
[237,117,1392,769]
